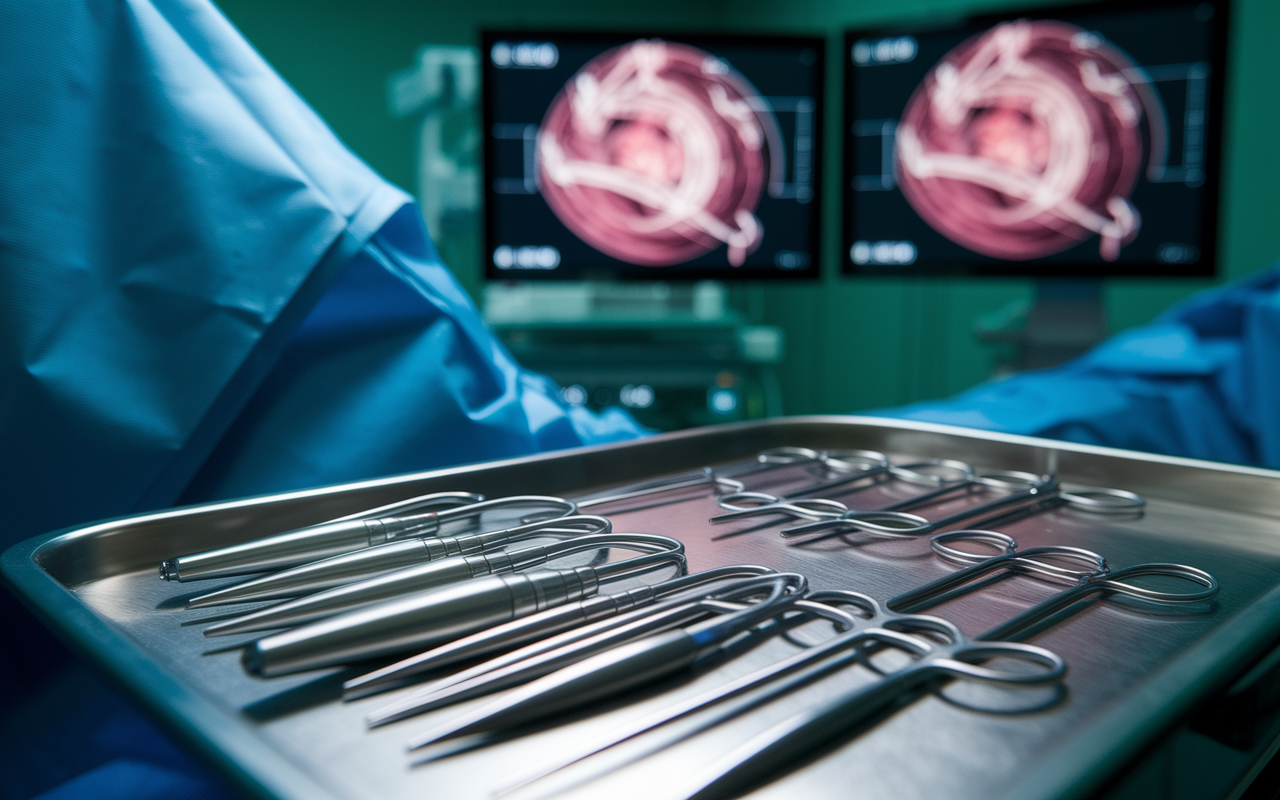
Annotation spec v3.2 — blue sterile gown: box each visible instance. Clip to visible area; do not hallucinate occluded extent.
[0,1,644,797]
[873,264,1280,469]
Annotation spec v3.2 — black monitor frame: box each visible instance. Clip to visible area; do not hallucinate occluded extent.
[482,30,826,282]
[841,0,1230,279]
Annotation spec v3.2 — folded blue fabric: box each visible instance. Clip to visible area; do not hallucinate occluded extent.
[871,264,1280,467]
[180,204,646,501]
[0,0,645,545]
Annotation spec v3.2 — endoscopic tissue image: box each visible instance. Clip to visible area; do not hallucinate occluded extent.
[536,40,781,267]
[895,20,1161,262]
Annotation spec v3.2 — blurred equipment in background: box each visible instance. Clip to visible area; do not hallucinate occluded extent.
[486,281,785,430]
[388,45,483,298]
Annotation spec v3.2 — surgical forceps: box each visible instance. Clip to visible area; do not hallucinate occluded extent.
[496,590,931,794]
[893,530,1218,640]
[782,475,1144,543]
[709,470,1060,534]
[343,565,779,700]
[160,494,575,581]
[222,531,678,642]
[242,533,685,676]
[366,574,810,727]
[888,530,1110,613]
[679,617,1064,800]
[513,535,1213,797]
[403,575,857,749]
[187,515,611,608]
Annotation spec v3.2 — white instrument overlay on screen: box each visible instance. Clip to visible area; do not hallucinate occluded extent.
[534,41,786,267]
[893,21,1173,262]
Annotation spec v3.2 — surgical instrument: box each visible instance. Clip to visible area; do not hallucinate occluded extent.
[187,515,611,608]
[676,546,1217,799]
[890,529,1218,636]
[403,574,845,749]
[733,447,890,480]
[711,470,1058,533]
[980,562,1219,642]
[159,494,574,581]
[509,530,1210,797]
[495,590,924,794]
[571,469,745,509]
[782,457,976,500]
[365,574,808,727]
[888,530,1110,613]
[343,565,777,700]
[782,478,1144,543]
[213,531,676,638]
[678,620,1064,800]
[709,493,852,524]
[241,533,685,676]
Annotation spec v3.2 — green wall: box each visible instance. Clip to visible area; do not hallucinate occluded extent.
[218,0,1280,415]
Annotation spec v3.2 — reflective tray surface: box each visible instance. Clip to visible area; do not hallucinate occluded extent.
[7,417,1280,800]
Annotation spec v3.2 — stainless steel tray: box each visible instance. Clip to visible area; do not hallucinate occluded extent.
[8,416,1280,800]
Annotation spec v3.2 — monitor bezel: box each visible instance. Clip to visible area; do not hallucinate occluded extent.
[840,0,1231,279]
[481,29,827,283]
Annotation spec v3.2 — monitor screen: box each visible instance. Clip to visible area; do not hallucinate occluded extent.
[483,32,825,281]
[843,0,1228,278]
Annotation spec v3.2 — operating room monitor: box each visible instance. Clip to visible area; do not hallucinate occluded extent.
[843,0,1228,278]
[483,32,824,281]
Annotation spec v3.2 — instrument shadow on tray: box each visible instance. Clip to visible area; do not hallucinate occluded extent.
[242,665,376,721]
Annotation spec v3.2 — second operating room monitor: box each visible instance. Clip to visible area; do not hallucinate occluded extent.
[843,0,1227,278]
[483,32,824,281]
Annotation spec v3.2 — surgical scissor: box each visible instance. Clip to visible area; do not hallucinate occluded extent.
[495,591,942,794]
[980,559,1219,642]
[888,530,1110,612]
[782,476,1144,543]
[889,529,1218,640]
[403,576,862,749]
[678,617,1064,800]
[368,573,811,727]
[710,470,1058,535]
[501,593,1062,797]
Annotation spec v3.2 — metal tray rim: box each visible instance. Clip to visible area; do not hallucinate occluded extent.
[7,416,1280,800]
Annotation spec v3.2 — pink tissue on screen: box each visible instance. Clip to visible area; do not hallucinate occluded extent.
[537,40,774,267]
[896,20,1156,261]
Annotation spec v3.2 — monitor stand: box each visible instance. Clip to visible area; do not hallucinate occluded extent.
[1017,279,1108,371]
